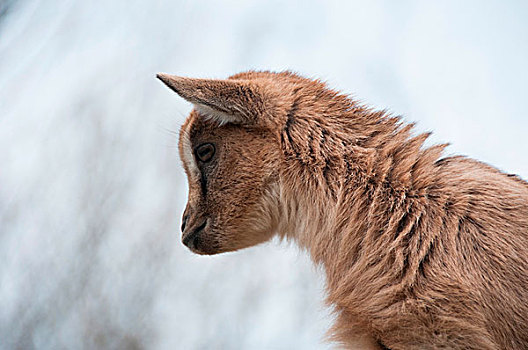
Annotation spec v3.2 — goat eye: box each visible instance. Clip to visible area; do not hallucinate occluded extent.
[195,143,215,163]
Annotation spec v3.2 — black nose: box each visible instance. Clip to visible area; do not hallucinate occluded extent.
[182,220,207,249]
[181,215,189,232]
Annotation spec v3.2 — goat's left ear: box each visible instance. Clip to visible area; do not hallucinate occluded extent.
[157,73,264,125]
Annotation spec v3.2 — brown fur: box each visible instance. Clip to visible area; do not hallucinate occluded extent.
[158,71,528,349]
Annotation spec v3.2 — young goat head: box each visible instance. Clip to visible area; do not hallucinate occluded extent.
[158,72,295,255]
[158,71,528,350]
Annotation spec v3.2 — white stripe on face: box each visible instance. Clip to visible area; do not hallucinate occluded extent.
[181,120,200,182]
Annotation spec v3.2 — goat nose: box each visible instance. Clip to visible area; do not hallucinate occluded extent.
[182,219,207,249]
[181,214,189,232]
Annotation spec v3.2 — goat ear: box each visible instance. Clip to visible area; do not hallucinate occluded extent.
[157,73,263,125]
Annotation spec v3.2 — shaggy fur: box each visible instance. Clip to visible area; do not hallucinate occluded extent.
[158,71,528,349]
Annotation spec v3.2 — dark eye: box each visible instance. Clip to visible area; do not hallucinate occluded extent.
[195,143,215,163]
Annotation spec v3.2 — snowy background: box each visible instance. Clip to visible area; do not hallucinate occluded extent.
[0,0,527,349]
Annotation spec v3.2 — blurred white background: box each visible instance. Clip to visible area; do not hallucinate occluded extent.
[0,0,527,349]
